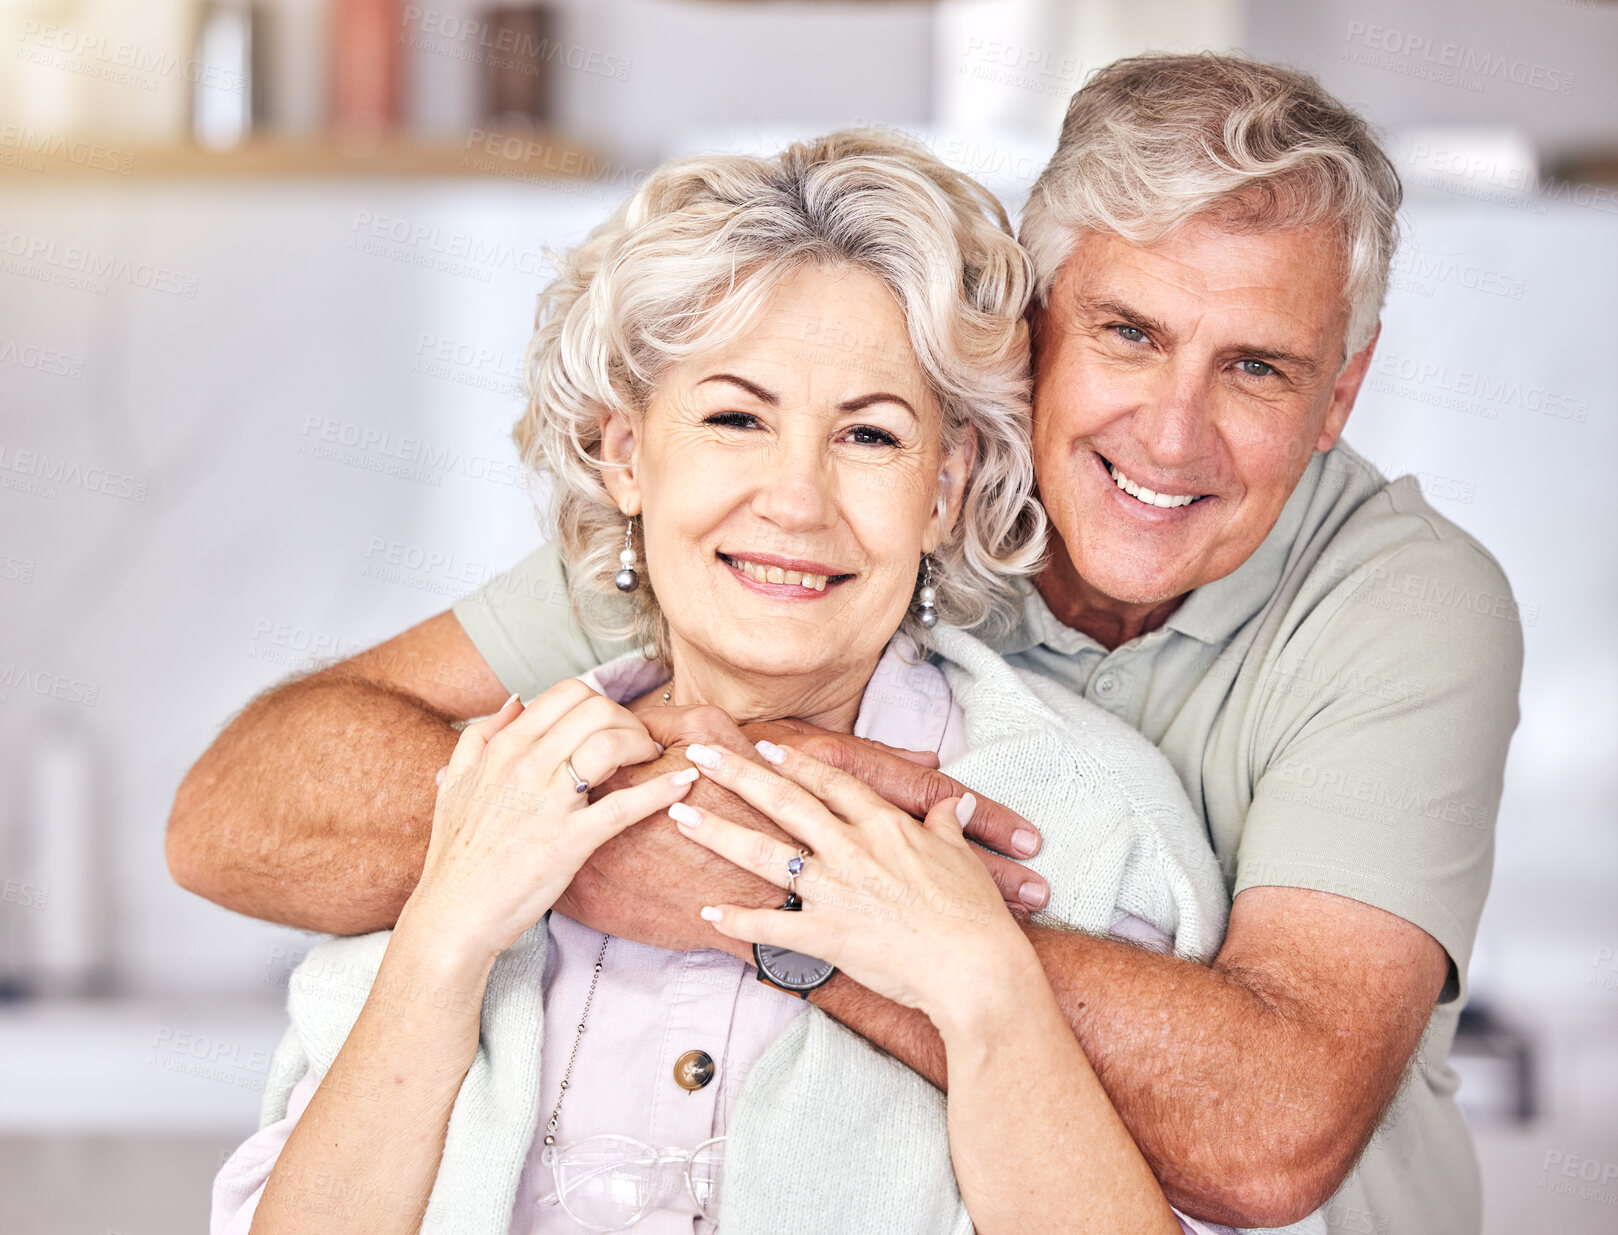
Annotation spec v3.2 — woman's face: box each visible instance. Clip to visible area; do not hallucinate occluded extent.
[601,264,971,708]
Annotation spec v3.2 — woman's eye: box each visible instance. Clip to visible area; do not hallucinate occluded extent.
[703,411,761,430]
[1237,359,1277,378]
[842,425,900,447]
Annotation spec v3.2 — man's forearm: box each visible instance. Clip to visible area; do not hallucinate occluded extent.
[809,923,1348,1227]
[167,673,453,933]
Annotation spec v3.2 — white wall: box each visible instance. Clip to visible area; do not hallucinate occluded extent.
[0,176,624,998]
[1245,0,1618,162]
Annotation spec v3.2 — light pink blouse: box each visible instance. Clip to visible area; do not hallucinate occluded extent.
[211,638,1230,1235]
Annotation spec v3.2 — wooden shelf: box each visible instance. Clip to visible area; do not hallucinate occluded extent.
[0,134,608,183]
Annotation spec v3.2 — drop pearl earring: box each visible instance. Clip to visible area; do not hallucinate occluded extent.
[916,557,938,629]
[613,520,639,592]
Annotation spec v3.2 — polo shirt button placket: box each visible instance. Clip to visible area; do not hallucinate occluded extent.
[1094,672,1121,701]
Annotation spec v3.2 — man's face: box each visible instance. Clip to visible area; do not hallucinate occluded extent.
[1030,217,1375,610]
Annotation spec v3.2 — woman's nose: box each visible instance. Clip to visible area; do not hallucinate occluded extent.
[750,435,838,532]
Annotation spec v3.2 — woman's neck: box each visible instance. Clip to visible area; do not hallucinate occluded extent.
[663,639,878,735]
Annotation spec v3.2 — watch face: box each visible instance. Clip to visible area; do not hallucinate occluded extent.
[755,943,836,992]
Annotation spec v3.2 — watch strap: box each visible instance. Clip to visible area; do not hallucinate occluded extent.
[754,964,812,999]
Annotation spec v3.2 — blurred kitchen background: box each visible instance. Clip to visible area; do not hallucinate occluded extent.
[0,0,1615,1231]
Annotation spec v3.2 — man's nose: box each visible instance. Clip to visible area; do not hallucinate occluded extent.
[1131,360,1214,467]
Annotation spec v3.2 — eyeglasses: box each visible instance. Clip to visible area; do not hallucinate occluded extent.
[538,1134,726,1231]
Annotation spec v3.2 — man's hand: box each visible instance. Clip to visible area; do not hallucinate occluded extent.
[558,711,1050,950]
[554,749,784,956]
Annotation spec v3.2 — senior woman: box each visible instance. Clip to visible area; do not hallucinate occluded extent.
[213,132,1291,1235]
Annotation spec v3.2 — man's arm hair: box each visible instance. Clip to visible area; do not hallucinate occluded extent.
[165,610,509,932]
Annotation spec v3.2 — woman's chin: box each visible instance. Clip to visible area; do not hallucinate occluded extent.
[674,617,891,690]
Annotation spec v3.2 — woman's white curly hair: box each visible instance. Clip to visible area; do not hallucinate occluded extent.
[514,128,1047,663]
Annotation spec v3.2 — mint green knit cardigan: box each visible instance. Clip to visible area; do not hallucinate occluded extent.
[261,625,1323,1235]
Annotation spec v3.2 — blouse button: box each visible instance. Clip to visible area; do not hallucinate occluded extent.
[673,1049,715,1091]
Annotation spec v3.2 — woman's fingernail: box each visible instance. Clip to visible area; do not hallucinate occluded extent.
[504,692,521,710]
[754,739,785,765]
[1011,828,1038,856]
[700,906,723,922]
[669,802,702,827]
[1018,880,1048,909]
[669,767,699,786]
[653,742,666,756]
[685,743,722,769]
[435,767,446,786]
[954,793,977,826]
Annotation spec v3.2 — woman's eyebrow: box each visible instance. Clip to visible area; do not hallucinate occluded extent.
[697,373,779,404]
[697,374,916,419]
[840,391,917,418]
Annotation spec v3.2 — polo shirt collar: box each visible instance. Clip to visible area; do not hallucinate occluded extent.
[998,581,1101,657]
[1002,449,1328,654]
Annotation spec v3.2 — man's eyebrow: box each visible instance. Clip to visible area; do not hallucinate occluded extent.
[839,391,917,418]
[1080,298,1173,339]
[697,373,779,405]
[1233,345,1321,377]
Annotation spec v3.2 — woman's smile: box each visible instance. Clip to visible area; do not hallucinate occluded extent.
[717,550,854,598]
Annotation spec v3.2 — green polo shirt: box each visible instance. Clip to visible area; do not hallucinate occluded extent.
[452,440,1522,1235]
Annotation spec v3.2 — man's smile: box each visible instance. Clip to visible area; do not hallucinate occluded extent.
[1092,453,1216,521]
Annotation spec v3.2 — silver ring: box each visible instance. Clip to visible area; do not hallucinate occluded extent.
[563,757,589,795]
[785,849,806,896]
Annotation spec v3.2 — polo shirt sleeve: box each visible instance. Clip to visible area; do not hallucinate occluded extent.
[1234,536,1524,1005]
[450,540,634,701]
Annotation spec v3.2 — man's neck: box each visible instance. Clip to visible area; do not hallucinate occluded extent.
[1034,543,1187,651]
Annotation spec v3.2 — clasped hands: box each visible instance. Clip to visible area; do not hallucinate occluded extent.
[558,697,1050,1007]
[407,681,1048,1018]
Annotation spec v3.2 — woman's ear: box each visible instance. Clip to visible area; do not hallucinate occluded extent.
[598,410,642,516]
[923,427,978,553]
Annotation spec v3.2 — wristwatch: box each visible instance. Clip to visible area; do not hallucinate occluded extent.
[752,893,836,997]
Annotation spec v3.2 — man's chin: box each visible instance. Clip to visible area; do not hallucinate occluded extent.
[1062,539,1197,607]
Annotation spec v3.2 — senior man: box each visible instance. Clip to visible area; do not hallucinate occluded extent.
[169,54,1520,1234]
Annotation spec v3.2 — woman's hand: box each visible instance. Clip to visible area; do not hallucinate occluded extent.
[669,738,1039,1033]
[400,681,700,967]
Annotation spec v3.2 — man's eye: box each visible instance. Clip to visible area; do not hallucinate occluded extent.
[704,411,761,429]
[843,425,900,447]
[1237,359,1277,378]
[1113,324,1148,344]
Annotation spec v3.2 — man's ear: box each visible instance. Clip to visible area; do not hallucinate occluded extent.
[598,410,642,516]
[1317,323,1380,453]
[924,428,978,553]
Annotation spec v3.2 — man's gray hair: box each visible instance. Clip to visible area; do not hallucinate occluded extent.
[1021,52,1403,359]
